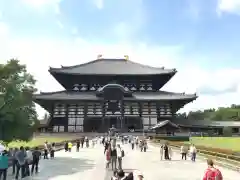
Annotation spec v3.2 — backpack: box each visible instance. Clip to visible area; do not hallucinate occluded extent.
[121,150,125,157]
[206,168,222,180]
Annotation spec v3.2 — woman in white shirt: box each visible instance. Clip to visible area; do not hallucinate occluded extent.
[189,144,197,162]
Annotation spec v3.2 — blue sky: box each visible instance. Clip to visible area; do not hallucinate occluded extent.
[0,0,240,116]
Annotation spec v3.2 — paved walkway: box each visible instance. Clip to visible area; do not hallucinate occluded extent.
[7,142,239,180]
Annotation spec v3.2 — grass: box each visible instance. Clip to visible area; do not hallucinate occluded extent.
[190,137,240,151]
[5,136,75,148]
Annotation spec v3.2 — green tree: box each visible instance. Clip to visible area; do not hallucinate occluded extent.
[0,59,38,142]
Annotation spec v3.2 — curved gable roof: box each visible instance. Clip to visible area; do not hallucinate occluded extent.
[49,58,176,75]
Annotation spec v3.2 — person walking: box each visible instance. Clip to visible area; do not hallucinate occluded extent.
[189,144,197,162]
[111,147,117,170]
[31,147,41,174]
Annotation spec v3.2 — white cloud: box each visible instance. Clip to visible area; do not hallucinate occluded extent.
[0,23,240,118]
[92,0,104,9]
[217,0,240,15]
[21,0,61,14]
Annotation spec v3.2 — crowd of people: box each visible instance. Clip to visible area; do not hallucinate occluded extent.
[0,145,42,180]
[0,135,225,180]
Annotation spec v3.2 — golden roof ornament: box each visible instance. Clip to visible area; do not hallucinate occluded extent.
[124,55,129,60]
[97,54,103,59]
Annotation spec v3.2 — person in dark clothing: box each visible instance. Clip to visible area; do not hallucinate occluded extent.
[76,140,80,152]
[124,172,133,180]
[31,147,41,174]
[164,144,169,160]
[111,148,117,170]
[117,170,125,179]
[15,146,26,180]
[50,143,55,159]
[64,142,68,152]
[81,138,84,148]
[12,147,18,175]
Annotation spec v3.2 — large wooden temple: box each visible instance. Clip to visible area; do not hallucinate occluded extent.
[34,56,197,133]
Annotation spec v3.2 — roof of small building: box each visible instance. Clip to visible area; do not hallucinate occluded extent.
[150,120,179,130]
[34,90,197,101]
[172,119,240,127]
[49,58,177,75]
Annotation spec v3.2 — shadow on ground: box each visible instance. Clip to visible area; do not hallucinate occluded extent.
[8,156,96,180]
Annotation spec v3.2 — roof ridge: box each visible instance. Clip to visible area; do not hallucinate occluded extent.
[49,58,176,71]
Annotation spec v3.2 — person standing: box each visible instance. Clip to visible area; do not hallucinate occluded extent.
[0,150,8,180]
[111,147,117,170]
[25,147,33,177]
[15,146,26,180]
[163,144,169,160]
[12,147,18,175]
[131,139,135,150]
[44,142,49,159]
[180,144,188,160]
[202,159,223,180]
[85,137,89,148]
[68,142,73,152]
[105,146,111,168]
[31,147,41,174]
[168,146,173,160]
[50,143,55,159]
[189,144,197,162]
[76,140,80,152]
[116,144,123,170]
[160,144,163,160]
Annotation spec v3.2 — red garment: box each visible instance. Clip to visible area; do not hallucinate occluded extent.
[106,150,111,161]
[203,167,223,180]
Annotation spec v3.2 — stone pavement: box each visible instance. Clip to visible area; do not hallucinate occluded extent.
[7,142,239,180]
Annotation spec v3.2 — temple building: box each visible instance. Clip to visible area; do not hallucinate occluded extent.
[34,56,197,133]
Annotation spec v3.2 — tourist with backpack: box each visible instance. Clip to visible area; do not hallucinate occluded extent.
[203,159,223,180]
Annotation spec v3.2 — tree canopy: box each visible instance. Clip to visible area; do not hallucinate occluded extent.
[0,59,38,142]
[177,104,240,121]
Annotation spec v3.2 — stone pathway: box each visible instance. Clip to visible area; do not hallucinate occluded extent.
[7,142,239,180]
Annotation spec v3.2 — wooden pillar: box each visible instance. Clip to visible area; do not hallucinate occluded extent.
[64,103,69,132]
[120,100,124,132]
[83,102,87,132]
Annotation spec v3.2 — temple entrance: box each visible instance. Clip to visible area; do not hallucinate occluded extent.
[125,116,142,132]
[83,117,102,132]
[104,116,122,130]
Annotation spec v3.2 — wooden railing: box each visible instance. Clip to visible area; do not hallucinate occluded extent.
[167,143,240,171]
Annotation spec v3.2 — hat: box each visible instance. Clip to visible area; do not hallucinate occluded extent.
[134,170,144,178]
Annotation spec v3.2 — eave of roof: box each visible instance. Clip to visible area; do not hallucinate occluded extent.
[150,120,179,129]
[33,90,197,101]
[49,59,177,75]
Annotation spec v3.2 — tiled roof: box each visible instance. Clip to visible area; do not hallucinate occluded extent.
[34,90,197,101]
[49,59,176,75]
[150,120,179,130]
[172,119,240,127]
